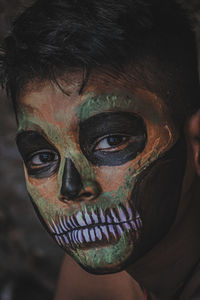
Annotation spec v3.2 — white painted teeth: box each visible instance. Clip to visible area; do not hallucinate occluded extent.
[48,222,56,234]
[84,207,92,225]
[59,217,67,232]
[136,218,142,227]
[52,219,62,234]
[118,207,127,222]
[116,224,123,236]
[108,225,117,239]
[63,234,69,245]
[100,208,105,223]
[100,225,109,241]
[95,227,102,240]
[74,230,78,244]
[106,215,112,224]
[68,232,72,243]
[126,203,133,220]
[52,220,140,248]
[90,228,96,242]
[63,217,70,231]
[130,221,137,230]
[91,208,99,224]
[59,235,65,246]
[71,216,77,228]
[83,228,90,242]
[67,216,74,229]
[78,229,83,244]
[76,211,86,227]
[72,231,76,244]
[110,209,119,223]
[49,203,142,248]
[122,222,131,231]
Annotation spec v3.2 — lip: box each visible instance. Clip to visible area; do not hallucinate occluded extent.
[48,203,142,250]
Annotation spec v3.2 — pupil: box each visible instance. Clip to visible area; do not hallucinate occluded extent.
[40,153,54,162]
[108,136,124,146]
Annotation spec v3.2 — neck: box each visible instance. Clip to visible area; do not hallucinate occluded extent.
[126,173,200,298]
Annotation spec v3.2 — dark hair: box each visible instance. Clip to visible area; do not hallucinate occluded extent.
[0,0,199,117]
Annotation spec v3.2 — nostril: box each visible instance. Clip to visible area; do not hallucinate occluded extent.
[60,181,101,202]
[79,182,101,200]
[82,192,92,197]
[80,191,93,198]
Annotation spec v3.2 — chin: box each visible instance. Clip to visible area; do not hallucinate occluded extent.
[67,229,138,274]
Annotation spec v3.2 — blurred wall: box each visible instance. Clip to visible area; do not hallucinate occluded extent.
[0,1,63,300]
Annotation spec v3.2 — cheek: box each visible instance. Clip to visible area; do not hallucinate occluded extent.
[24,167,62,220]
[95,165,128,192]
[94,162,139,198]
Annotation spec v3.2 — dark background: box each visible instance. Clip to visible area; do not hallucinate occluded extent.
[0,1,63,300]
[0,1,199,300]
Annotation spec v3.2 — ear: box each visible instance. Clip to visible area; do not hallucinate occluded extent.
[188,109,200,176]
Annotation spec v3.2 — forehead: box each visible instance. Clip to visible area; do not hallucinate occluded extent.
[17,71,172,127]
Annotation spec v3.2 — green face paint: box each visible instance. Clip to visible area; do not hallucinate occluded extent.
[76,92,161,124]
[16,76,184,274]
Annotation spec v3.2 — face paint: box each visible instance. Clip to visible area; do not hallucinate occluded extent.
[79,112,147,166]
[16,73,185,274]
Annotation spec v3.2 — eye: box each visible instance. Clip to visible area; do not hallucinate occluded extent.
[27,150,59,170]
[16,131,60,178]
[94,135,131,152]
[29,151,59,168]
[24,149,59,178]
[79,112,147,166]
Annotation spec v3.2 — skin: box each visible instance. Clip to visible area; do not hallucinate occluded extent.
[16,70,184,275]
[55,254,146,300]
[55,108,200,300]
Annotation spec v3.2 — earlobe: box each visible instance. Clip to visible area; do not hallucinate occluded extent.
[189,109,200,176]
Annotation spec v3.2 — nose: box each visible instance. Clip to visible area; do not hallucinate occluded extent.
[60,158,101,202]
[60,158,83,200]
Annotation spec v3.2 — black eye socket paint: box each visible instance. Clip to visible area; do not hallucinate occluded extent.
[16,130,60,178]
[79,112,147,166]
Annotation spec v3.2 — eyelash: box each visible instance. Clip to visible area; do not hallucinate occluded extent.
[94,134,132,152]
[27,150,59,169]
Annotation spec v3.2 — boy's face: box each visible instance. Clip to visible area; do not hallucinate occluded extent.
[16,71,186,274]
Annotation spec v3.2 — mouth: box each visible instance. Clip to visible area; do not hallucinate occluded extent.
[48,203,142,250]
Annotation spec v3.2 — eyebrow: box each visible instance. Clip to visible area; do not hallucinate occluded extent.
[76,93,134,121]
[76,92,162,124]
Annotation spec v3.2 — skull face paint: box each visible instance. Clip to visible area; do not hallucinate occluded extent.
[16,72,186,274]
